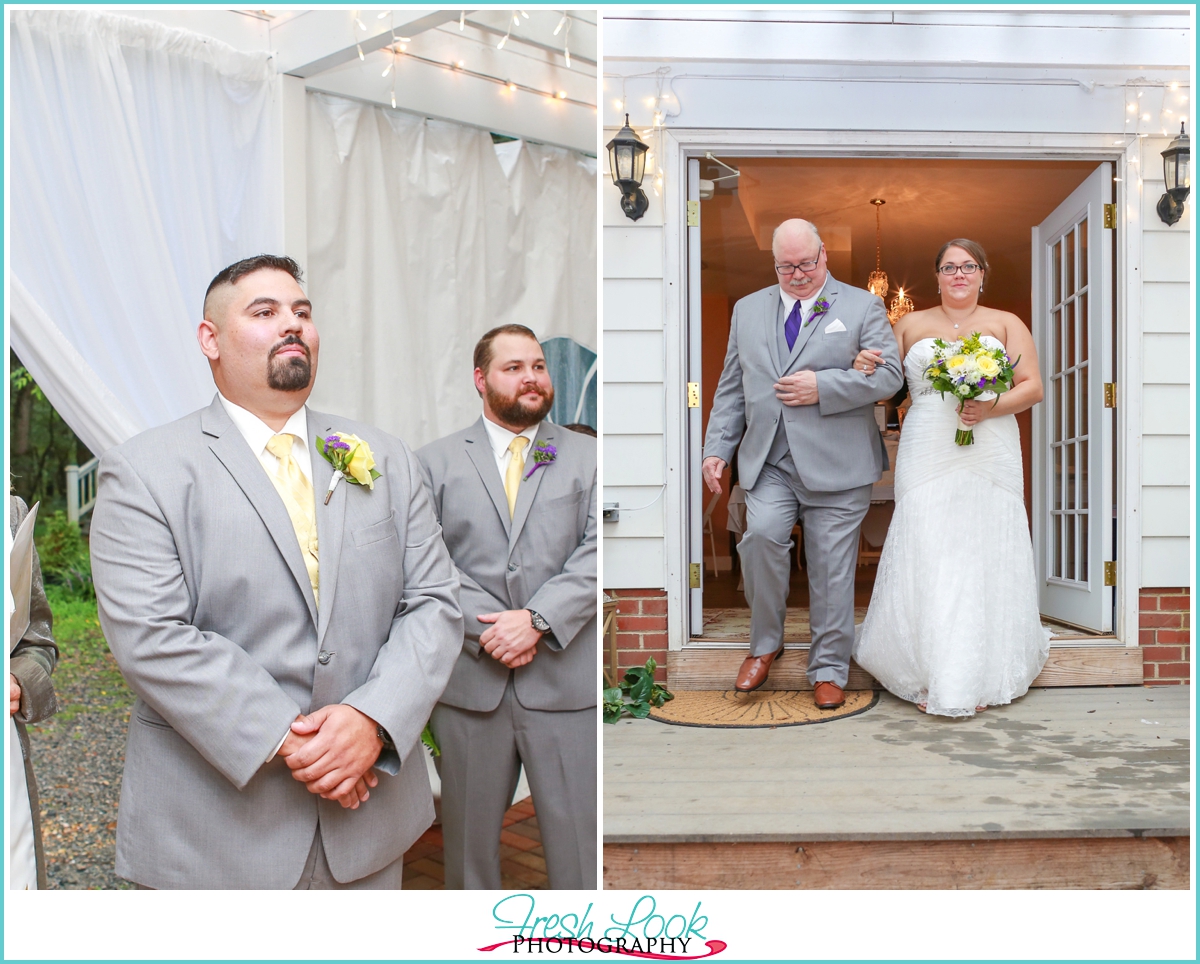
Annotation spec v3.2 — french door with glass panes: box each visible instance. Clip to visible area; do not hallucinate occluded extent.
[1031,162,1114,632]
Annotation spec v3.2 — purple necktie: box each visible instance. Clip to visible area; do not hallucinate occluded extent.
[784,299,803,351]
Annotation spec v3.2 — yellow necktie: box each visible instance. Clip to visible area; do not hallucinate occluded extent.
[265,434,320,606]
[504,436,529,519]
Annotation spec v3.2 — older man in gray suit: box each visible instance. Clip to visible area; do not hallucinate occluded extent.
[703,220,903,705]
[90,255,463,889]
[417,324,596,890]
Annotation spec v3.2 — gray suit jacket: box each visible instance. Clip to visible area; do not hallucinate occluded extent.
[417,419,596,714]
[89,396,463,889]
[703,276,904,492]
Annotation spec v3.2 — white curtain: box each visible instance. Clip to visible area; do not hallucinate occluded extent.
[305,93,597,450]
[9,10,281,456]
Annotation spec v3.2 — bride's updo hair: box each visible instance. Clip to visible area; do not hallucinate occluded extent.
[935,238,989,274]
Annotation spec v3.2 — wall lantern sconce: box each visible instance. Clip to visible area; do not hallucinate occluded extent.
[606,114,649,221]
[1157,122,1190,226]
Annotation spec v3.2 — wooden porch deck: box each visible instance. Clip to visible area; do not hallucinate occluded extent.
[603,686,1190,889]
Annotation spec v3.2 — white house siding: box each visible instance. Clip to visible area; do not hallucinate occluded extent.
[602,9,1193,606]
[603,187,667,588]
[1139,135,1193,588]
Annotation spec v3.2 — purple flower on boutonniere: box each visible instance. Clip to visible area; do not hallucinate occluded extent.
[804,297,832,328]
[316,431,380,503]
[523,440,557,480]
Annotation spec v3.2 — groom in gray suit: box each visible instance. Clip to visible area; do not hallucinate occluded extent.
[703,220,903,705]
[90,255,463,888]
[417,324,597,889]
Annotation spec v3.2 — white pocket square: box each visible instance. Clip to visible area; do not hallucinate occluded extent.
[824,319,846,334]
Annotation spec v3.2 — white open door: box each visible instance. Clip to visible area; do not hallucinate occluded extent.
[1031,162,1114,632]
[687,157,704,634]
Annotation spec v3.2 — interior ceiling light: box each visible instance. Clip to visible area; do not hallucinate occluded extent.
[867,199,890,300]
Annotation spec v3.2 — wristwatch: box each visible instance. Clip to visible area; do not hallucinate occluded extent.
[376,724,394,749]
[527,609,551,634]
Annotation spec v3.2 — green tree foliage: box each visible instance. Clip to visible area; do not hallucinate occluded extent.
[36,510,95,600]
[9,351,92,513]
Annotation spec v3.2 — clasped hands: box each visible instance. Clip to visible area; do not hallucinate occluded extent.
[478,609,543,668]
[279,704,384,810]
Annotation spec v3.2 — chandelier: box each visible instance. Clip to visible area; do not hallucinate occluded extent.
[867,198,914,326]
[867,198,889,300]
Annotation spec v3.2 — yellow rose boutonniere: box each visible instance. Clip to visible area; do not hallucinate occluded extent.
[316,432,381,504]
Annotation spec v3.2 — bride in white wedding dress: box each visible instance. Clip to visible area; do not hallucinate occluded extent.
[851,239,1051,717]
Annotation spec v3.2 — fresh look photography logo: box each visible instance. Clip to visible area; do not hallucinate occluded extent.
[478,894,728,958]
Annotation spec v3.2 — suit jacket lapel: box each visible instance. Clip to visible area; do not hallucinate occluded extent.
[464,417,512,537]
[766,289,784,377]
[509,425,553,550]
[201,397,318,628]
[309,411,346,646]
[785,276,840,373]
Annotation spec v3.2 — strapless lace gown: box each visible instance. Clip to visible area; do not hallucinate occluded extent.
[853,336,1050,717]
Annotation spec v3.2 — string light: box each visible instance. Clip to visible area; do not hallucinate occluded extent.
[519,10,529,18]
[563,16,572,69]
[459,9,465,30]
[386,48,595,108]
[553,13,567,35]
[357,44,365,61]
[376,9,389,18]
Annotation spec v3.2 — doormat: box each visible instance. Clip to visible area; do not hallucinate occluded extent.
[700,608,868,642]
[648,689,879,727]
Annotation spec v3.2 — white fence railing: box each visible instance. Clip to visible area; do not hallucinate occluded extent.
[65,456,99,524]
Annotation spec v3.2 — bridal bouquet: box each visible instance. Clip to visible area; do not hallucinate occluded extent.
[924,332,1017,445]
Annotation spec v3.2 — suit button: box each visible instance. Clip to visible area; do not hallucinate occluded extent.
[507,563,517,572]
[317,651,333,665]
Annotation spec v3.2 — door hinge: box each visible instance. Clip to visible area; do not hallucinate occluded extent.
[1103,561,1117,586]
[1102,203,1117,229]
[1104,383,1116,408]
[689,562,701,588]
[687,382,701,408]
[687,201,700,227]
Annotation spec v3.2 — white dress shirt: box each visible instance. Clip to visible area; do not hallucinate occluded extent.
[482,415,541,482]
[779,276,829,323]
[218,394,313,485]
[218,394,312,764]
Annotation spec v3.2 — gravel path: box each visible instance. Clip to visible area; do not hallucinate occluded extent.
[26,611,133,890]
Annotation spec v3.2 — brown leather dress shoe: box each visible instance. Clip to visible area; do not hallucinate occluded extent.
[813,681,845,709]
[734,648,784,692]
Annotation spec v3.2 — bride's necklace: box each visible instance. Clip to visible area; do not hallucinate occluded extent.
[943,304,979,331]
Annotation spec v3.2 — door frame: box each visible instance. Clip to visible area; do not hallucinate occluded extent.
[659,128,1142,651]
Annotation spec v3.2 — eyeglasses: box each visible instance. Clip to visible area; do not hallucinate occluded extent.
[775,259,821,275]
[937,262,981,276]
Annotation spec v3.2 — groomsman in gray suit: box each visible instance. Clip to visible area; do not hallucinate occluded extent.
[703,220,903,706]
[90,255,463,888]
[417,324,597,889]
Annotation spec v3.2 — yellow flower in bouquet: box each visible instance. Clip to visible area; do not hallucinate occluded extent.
[976,355,1001,378]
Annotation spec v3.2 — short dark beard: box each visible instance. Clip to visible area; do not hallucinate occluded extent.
[486,379,554,429]
[267,336,312,392]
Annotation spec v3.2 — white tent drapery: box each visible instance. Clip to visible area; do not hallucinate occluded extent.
[11,14,597,459]
[305,93,598,449]
[9,10,281,456]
